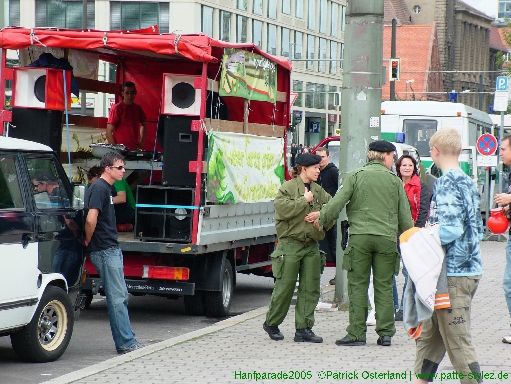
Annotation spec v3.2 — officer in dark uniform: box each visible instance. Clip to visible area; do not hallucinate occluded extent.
[263,153,332,343]
[317,140,413,347]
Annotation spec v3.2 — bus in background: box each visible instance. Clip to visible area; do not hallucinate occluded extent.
[380,100,495,212]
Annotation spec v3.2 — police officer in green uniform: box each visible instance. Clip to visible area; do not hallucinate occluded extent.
[263,153,333,343]
[317,140,413,347]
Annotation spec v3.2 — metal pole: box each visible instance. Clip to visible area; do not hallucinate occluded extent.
[499,111,505,195]
[334,0,384,305]
[390,18,397,101]
[80,0,87,115]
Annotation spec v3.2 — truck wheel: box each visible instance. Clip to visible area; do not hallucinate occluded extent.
[11,285,74,363]
[204,258,234,317]
[183,293,205,316]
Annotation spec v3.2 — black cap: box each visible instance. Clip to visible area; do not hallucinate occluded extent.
[368,140,396,153]
[295,153,322,167]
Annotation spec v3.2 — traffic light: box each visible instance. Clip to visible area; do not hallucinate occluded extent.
[389,58,400,81]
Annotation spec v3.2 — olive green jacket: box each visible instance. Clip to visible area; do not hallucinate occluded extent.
[274,177,332,242]
[319,161,413,242]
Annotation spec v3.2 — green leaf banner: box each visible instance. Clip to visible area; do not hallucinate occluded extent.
[207,131,284,204]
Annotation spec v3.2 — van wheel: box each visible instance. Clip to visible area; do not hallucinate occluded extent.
[183,293,205,316]
[204,258,234,317]
[11,286,74,363]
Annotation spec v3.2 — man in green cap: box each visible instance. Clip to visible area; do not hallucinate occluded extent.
[314,140,413,346]
[263,153,332,343]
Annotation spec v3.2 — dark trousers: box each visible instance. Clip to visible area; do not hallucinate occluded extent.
[319,224,337,263]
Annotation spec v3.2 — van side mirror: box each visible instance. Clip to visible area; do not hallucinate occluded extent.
[72,185,85,210]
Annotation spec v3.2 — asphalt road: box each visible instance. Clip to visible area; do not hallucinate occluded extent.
[0,273,275,384]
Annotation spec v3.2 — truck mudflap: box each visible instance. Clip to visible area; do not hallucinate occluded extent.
[125,279,195,295]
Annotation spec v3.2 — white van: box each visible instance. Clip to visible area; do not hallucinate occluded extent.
[0,136,85,362]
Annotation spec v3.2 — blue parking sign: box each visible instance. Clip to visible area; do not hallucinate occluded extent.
[496,76,509,91]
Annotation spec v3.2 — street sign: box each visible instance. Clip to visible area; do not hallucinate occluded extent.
[496,76,509,91]
[477,155,498,167]
[476,133,498,156]
[493,91,509,112]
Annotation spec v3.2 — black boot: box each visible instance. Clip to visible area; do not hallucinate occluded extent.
[294,328,323,343]
[377,335,392,346]
[263,322,284,341]
[335,334,366,346]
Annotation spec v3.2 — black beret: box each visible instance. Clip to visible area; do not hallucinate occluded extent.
[368,140,396,153]
[296,153,322,166]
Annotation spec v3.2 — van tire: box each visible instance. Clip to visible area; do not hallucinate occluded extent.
[204,258,234,317]
[183,293,205,316]
[11,286,74,362]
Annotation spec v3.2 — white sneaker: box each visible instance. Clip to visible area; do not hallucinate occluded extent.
[366,310,376,326]
[502,335,511,344]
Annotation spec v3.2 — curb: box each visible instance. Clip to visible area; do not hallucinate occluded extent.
[42,306,268,384]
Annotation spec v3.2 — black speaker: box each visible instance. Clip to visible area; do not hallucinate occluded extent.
[135,185,194,242]
[10,108,63,152]
[158,115,201,187]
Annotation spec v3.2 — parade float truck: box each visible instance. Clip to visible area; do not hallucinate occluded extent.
[0,27,291,317]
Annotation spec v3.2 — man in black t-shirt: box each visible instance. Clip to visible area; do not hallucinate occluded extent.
[84,152,143,354]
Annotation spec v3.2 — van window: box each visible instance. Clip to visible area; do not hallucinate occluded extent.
[26,157,70,209]
[0,155,23,209]
[403,119,438,157]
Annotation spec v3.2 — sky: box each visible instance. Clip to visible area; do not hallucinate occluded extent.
[461,0,498,18]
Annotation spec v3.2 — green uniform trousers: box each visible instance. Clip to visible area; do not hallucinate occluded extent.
[343,234,399,340]
[265,239,321,330]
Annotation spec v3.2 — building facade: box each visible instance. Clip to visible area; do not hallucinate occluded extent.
[391,0,495,111]
[6,0,346,146]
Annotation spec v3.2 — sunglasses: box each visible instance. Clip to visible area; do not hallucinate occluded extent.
[109,165,125,170]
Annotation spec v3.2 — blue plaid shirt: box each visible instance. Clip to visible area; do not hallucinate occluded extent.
[428,168,483,276]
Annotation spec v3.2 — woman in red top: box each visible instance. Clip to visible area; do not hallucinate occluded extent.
[394,155,432,321]
[396,155,430,227]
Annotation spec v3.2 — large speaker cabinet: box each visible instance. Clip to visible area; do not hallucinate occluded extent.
[10,108,63,152]
[158,115,202,187]
[135,185,194,242]
[12,67,71,110]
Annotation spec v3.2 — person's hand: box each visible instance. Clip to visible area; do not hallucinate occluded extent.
[495,193,511,206]
[305,211,320,223]
[313,219,323,231]
[83,238,90,247]
[304,187,313,203]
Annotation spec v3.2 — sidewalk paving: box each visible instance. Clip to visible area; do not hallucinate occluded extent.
[44,241,511,384]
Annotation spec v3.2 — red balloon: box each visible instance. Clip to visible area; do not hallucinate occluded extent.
[487,208,509,234]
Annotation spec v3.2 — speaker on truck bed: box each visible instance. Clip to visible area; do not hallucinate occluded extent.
[157,115,202,187]
[10,108,63,153]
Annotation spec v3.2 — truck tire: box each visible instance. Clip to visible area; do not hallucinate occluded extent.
[183,293,205,316]
[204,258,234,317]
[11,285,74,363]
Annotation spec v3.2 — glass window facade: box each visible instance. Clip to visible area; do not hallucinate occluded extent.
[341,5,346,31]
[268,0,277,19]
[267,24,277,55]
[499,0,511,18]
[281,28,290,57]
[293,80,303,107]
[237,15,248,42]
[8,0,20,26]
[110,1,168,32]
[36,0,95,29]
[282,0,291,14]
[307,0,315,29]
[319,38,327,73]
[220,10,231,41]
[253,0,263,15]
[319,0,327,34]
[294,31,303,59]
[201,6,214,36]
[237,0,247,11]
[253,20,263,46]
[331,2,338,36]
[307,34,316,70]
[295,0,303,18]
[330,42,337,75]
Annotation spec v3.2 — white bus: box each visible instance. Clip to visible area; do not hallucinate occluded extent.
[380,100,495,211]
